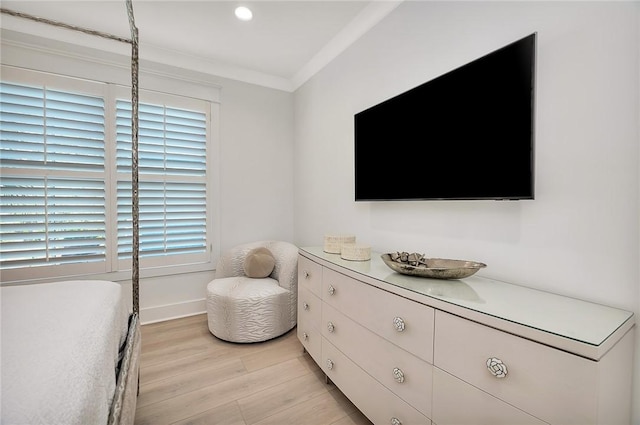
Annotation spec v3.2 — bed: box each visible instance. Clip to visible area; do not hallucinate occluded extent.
[1,281,140,425]
[0,2,142,424]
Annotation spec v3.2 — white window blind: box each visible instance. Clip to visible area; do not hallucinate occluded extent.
[0,82,107,271]
[115,100,208,264]
[0,67,214,282]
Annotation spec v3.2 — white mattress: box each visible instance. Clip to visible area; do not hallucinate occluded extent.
[1,280,130,425]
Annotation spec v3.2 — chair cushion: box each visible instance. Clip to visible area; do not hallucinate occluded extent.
[243,247,276,278]
[207,276,286,300]
[206,276,291,342]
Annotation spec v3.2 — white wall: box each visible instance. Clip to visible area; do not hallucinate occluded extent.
[293,1,639,422]
[217,79,295,251]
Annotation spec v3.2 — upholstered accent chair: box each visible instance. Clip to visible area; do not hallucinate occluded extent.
[206,240,298,343]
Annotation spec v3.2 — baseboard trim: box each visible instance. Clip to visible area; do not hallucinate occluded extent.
[140,298,206,325]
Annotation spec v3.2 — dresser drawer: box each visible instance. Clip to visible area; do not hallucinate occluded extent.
[434,311,597,424]
[298,285,321,329]
[298,254,322,297]
[432,367,547,425]
[322,267,434,363]
[297,322,321,364]
[322,337,431,425]
[322,302,432,417]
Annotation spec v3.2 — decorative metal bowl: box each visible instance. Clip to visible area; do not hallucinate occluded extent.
[381,253,486,280]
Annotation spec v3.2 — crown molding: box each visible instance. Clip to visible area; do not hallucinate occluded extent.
[292,1,403,91]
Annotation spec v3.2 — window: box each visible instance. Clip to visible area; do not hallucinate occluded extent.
[0,67,213,282]
[115,97,209,269]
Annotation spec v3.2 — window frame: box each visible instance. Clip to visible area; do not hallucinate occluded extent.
[0,65,218,284]
[112,86,214,273]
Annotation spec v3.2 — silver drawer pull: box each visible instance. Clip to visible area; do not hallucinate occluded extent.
[303,302,309,310]
[486,357,508,378]
[393,316,405,332]
[392,367,405,383]
[327,322,335,333]
[326,359,334,370]
[390,418,402,425]
[302,332,308,341]
[328,285,335,295]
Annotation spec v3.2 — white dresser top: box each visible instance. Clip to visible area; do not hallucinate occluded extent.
[300,247,634,360]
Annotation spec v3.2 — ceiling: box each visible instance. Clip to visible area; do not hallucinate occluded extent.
[0,0,402,91]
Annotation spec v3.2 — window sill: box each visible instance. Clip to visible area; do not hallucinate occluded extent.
[1,261,215,286]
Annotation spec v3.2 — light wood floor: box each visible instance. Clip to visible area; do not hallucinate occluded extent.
[134,314,373,425]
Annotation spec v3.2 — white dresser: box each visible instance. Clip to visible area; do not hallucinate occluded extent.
[296,247,635,425]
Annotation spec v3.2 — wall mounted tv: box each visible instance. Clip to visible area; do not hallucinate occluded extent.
[354,33,536,201]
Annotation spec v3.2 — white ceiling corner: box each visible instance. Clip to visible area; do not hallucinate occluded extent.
[291,1,403,90]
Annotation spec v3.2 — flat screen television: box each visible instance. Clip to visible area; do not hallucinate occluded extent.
[354,33,536,201]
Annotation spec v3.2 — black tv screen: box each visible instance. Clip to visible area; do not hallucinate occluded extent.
[354,33,536,201]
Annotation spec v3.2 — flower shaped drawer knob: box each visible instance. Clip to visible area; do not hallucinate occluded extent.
[486,357,508,378]
[392,367,405,383]
[390,418,402,425]
[393,316,405,332]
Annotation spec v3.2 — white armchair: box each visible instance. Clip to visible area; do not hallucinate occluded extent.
[206,240,298,343]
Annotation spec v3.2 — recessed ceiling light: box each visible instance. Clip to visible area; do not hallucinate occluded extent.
[235,6,253,21]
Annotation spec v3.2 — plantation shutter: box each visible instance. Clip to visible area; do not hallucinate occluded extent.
[115,100,208,261]
[0,82,106,270]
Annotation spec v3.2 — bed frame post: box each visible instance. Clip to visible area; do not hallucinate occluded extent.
[126,0,140,316]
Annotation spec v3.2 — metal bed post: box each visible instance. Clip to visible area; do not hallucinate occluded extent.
[126,0,140,316]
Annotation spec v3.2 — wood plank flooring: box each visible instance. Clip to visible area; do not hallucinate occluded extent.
[134,314,373,425]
